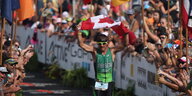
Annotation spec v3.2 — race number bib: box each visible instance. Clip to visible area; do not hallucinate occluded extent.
[95,81,108,91]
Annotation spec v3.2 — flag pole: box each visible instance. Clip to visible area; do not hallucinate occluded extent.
[179,0,183,58]
[35,0,37,16]
[91,0,94,16]
[72,0,76,17]
[13,14,17,46]
[141,0,145,46]
[167,0,170,42]
[35,0,38,19]
[59,0,63,17]
[9,12,15,58]
[0,18,5,65]
[10,11,18,58]
[186,27,189,73]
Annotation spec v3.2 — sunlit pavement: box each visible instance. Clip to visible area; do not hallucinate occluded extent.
[21,72,92,96]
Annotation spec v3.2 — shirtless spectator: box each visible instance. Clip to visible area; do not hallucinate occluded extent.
[125,9,140,38]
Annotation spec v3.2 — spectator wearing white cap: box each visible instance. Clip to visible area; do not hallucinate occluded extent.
[31,21,40,29]
[62,11,70,19]
[65,17,76,42]
[54,18,62,35]
[80,5,91,22]
[2,59,21,96]
[51,16,58,26]
[62,20,67,24]
[178,56,190,69]
[0,67,8,82]
[0,67,8,96]
[58,20,68,36]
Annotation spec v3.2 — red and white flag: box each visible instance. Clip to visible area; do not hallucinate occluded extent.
[80,15,135,39]
[182,0,192,40]
[80,15,121,30]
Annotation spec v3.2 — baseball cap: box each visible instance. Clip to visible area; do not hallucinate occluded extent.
[62,11,69,18]
[67,17,73,22]
[164,43,173,48]
[82,5,88,10]
[0,67,8,72]
[101,32,109,37]
[179,57,190,64]
[62,20,67,24]
[56,18,62,23]
[4,59,18,65]
[95,32,109,42]
[52,16,57,20]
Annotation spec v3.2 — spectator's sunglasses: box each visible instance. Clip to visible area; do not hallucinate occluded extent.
[14,44,19,48]
[160,36,166,39]
[10,64,16,66]
[97,42,108,46]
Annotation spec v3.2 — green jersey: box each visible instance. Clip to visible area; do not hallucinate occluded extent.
[96,48,113,83]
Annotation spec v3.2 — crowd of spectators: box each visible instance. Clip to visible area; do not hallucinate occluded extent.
[1,0,192,95]
[28,0,192,95]
[0,37,34,95]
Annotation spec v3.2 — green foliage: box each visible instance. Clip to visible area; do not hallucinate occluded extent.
[61,68,89,88]
[114,84,136,96]
[45,64,89,88]
[45,63,61,80]
[44,53,63,79]
[44,54,89,88]
[25,53,41,72]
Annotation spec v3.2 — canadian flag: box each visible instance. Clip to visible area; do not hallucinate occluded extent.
[80,15,136,44]
[80,15,121,30]
[182,0,192,40]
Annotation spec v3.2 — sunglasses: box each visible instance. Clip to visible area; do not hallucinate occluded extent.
[15,45,19,47]
[160,22,165,24]
[160,37,166,39]
[10,64,16,66]
[97,42,108,45]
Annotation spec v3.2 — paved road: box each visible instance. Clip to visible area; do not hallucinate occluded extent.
[21,72,92,96]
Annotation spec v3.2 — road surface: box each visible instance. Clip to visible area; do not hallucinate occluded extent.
[21,72,92,96]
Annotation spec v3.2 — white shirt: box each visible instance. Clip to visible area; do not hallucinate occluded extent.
[31,21,40,29]
[46,23,55,33]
